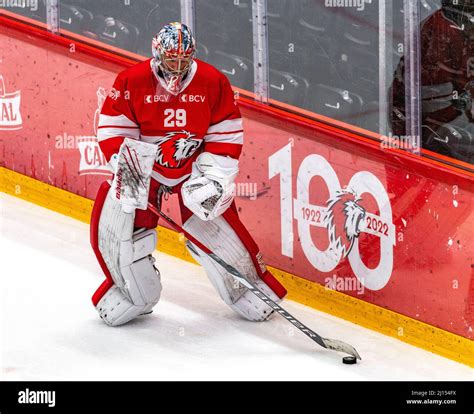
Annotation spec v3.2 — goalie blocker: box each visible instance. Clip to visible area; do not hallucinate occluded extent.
[90,141,287,326]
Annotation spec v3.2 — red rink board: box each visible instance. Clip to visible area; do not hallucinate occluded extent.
[1,22,472,340]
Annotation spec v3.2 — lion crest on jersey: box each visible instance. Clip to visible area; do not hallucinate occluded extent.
[324,189,366,258]
[153,130,201,168]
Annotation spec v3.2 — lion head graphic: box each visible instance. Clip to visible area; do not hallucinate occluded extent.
[153,130,201,168]
[324,189,366,258]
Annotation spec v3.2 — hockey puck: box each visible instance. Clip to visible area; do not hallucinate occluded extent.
[342,356,357,365]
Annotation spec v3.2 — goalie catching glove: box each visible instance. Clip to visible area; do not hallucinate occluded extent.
[181,152,239,221]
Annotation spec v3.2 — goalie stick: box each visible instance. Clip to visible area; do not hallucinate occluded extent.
[147,185,361,360]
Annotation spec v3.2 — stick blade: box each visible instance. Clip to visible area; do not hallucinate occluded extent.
[323,338,362,360]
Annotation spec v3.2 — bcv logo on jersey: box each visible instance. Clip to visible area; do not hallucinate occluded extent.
[144,94,171,103]
[179,94,206,103]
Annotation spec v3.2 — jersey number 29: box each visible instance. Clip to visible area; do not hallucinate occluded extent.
[164,109,186,127]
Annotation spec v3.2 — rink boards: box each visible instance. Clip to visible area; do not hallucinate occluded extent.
[1,16,473,367]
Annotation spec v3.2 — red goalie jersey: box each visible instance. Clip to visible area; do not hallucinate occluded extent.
[97,58,243,186]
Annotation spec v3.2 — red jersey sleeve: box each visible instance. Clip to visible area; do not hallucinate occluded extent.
[97,74,140,161]
[203,74,243,160]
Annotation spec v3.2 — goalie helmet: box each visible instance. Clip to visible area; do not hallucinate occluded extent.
[151,22,196,94]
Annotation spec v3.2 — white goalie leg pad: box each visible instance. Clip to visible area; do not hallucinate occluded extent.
[96,190,162,326]
[184,215,281,322]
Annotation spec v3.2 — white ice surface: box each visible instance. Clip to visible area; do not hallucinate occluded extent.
[1,193,472,381]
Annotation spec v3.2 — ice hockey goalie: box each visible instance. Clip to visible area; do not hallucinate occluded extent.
[89,22,287,327]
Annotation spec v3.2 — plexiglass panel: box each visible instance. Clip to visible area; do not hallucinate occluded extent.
[2,0,47,24]
[58,0,180,56]
[391,0,473,163]
[195,0,254,91]
[5,0,471,164]
[267,0,405,136]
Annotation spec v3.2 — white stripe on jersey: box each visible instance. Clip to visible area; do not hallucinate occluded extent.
[204,131,244,144]
[97,127,140,142]
[206,118,243,134]
[98,114,138,128]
